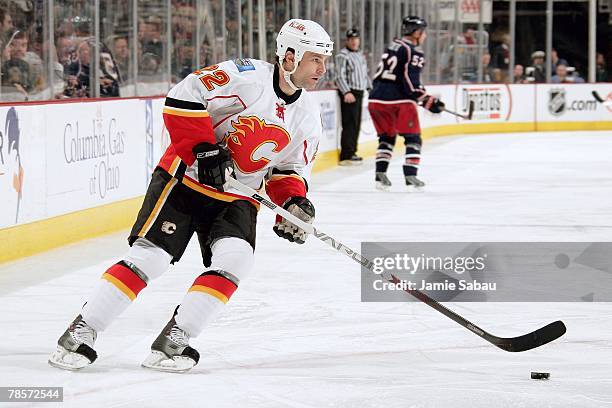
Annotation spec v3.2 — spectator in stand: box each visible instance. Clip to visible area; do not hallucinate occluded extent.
[0,7,14,58]
[513,64,526,83]
[112,35,129,82]
[527,50,546,83]
[74,16,120,96]
[481,52,493,83]
[491,68,504,83]
[56,33,75,68]
[140,52,161,76]
[225,17,240,58]
[460,27,476,45]
[200,39,213,68]
[172,40,194,82]
[172,2,196,43]
[63,39,90,98]
[596,53,607,82]
[55,32,76,97]
[139,16,163,70]
[23,29,45,93]
[491,33,510,73]
[551,63,584,83]
[61,15,119,98]
[99,44,120,96]
[2,30,33,98]
[7,30,28,62]
[0,7,13,35]
[550,48,568,72]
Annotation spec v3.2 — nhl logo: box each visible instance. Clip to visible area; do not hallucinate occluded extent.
[548,88,566,116]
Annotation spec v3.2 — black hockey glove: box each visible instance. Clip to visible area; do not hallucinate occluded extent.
[273,196,315,244]
[192,142,235,191]
[421,95,445,114]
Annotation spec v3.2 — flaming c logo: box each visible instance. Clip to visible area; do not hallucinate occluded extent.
[226,116,291,173]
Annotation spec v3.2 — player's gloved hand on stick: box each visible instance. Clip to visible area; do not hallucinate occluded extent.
[273,196,315,244]
[192,142,235,191]
[421,95,445,114]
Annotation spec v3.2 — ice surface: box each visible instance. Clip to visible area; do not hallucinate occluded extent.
[1,131,611,407]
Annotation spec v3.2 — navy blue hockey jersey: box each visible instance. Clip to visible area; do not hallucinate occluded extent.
[369,38,426,102]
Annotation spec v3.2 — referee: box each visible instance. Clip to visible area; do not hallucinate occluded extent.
[335,28,372,165]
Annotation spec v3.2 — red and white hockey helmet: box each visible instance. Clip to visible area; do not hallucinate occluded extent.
[276,19,334,66]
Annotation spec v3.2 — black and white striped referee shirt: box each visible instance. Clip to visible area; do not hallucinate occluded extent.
[335,47,372,94]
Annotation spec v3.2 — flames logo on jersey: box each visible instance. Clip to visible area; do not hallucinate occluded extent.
[226,116,291,173]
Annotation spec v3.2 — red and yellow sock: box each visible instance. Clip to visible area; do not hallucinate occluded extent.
[176,271,239,337]
[82,262,148,331]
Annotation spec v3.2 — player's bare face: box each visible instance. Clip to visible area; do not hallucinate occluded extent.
[410,29,426,46]
[292,52,328,90]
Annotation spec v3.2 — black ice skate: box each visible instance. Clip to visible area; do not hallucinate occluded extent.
[142,308,200,373]
[339,155,364,166]
[375,172,392,191]
[405,175,425,191]
[48,315,98,370]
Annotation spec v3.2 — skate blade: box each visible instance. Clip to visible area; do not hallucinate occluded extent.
[141,350,196,373]
[48,345,92,371]
[406,185,424,192]
[376,182,391,191]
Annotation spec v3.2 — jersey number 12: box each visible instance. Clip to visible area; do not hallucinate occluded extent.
[195,64,231,91]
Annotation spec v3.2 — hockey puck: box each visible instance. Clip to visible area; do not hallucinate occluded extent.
[531,372,550,380]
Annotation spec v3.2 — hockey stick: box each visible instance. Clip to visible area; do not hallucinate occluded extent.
[442,100,475,120]
[226,177,566,352]
[592,90,612,108]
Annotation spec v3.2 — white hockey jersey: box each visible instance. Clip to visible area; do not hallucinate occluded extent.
[158,58,322,206]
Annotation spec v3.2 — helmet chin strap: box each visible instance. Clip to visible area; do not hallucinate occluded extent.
[280,58,301,91]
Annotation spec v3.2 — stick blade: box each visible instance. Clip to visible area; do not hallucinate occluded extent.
[493,320,566,352]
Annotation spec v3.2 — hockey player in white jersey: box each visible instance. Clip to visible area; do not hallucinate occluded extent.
[49,19,333,372]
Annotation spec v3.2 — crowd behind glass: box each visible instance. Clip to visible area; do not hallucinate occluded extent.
[0,0,608,103]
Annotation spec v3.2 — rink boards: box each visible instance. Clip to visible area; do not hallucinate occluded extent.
[0,83,611,262]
